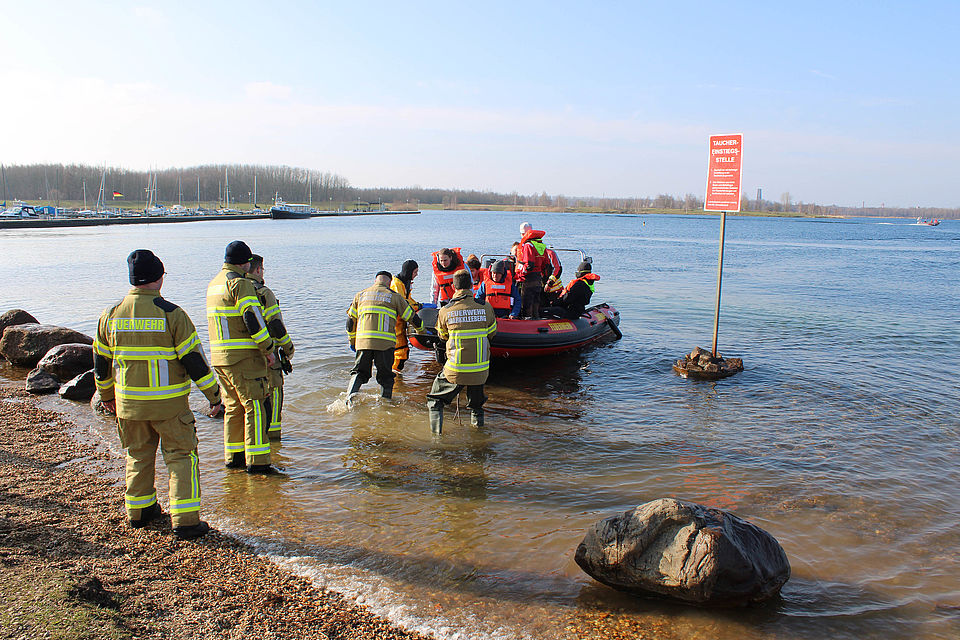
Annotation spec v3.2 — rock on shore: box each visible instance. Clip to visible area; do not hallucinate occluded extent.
[0,309,39,337]
[575,498,790,607]
[37,343,94,382]
[59,370,96,401]
[0,324,93,367]
[25,368,61,394]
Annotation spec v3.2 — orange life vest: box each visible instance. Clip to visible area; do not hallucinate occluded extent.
[432,247,464,302]
[562,272,600,296]
[481,270,514,311]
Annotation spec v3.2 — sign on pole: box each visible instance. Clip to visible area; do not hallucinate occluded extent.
[703,134,742,357]
[704,134,743,212]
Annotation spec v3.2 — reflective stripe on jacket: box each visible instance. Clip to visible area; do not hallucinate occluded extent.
[437,291,497,385]
[95,288,219,420]
[206,264,274,365]
[348,283,414,351]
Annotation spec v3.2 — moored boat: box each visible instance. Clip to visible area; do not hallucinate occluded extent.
[270,194,313,219]
[410,303,621,359]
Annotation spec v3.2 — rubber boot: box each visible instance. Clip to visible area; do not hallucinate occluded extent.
[470,409,484,427]
[429,406,443,435]
[225,452,245,469]
[345,375,363,405]
[381,384,393,400]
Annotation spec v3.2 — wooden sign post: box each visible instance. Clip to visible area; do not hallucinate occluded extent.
[703,134,743,358]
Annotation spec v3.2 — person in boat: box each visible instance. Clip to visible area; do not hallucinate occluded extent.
[465,254,484,293]
[246,254,295,441]
[475,260,521,319]
[430,247,467,306]
[544,261,600,319]
[347,271,422,402]
[95,249,223,540]
[516,223,552,319]
[426,270,497,434]
[541,248,563,307]
[390,260,422,372]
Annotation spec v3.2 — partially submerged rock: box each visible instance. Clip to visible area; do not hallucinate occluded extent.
[25,368,61,394]
[0,324,93,367]
[60,370,96,402]
[575,498,790,607]
[0,309,39,338]
[37,343,94,382]
[673,346,743,380]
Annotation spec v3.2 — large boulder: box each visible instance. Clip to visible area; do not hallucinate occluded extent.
[0,324,93,367]
[59,370,96,402]
[575,498,790,607]
[0,309,39,338]
[37,343,95,382]
[25,368,61,394]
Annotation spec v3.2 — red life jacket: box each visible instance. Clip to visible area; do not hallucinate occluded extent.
[517,230,549,281]
[562,272,600,295]
[481,269,514,311]
[432,247,464,302]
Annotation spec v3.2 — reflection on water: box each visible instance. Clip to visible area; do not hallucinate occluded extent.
[2,213,959,639]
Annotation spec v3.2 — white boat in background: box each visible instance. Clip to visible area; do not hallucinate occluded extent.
[270,193,313,219]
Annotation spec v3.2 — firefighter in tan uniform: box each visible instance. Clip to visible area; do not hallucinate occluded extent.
[246,254,294,440]
[346,270,422,402]
[206,240,277,474]
[94,249,223,540]
[426,270,498,434]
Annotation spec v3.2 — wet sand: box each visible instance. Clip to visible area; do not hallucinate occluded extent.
[0,383,426,640]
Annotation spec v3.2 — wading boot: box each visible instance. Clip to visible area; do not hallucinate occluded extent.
[429,407,443,435]
[470,409,484,427]
[345,375,363,406]
[225,452,246,469]
[129,502,162,529]
[381,385,393,400]
[173,521,210,540]
[246,464,279,475]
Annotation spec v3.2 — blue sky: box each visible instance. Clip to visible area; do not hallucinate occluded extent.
[2,1,957,207]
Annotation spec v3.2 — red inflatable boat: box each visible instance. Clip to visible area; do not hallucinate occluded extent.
[409,303,621,359]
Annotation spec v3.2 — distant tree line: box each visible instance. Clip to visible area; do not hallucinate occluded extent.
[2,163,956,218]
[0,163,352,207]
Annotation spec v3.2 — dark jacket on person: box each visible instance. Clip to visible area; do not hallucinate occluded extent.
[558,279,594,319]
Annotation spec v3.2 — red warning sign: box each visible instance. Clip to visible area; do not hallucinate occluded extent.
[704,134,743,211]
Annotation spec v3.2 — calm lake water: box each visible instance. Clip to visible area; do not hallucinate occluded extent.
[1,211,958,639]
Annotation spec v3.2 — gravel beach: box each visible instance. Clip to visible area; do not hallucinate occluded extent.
[0,383,428,640]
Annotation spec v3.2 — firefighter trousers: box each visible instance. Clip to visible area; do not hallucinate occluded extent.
[214,358,271,466]
[118,412,201,528]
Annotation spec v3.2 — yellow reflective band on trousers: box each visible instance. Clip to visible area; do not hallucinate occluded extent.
[268,386,282,432]
[125,491,157,509]
[246,399,270,455]
[169,451,200,514]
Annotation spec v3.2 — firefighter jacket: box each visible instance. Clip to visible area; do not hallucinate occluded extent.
[347,282,416,351]
[206,263,274,366]
[247,273,294,385]
[437,291,497,386]
[430,247,465,304]
[94,288,221,420]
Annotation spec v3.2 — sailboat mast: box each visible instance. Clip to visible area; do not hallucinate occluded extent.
[197,176,200,209]
[224,167,230,208]
[83,179,87,210]
[254,175,257,207]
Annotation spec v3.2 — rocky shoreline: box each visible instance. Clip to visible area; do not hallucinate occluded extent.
[0,381,427,640]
